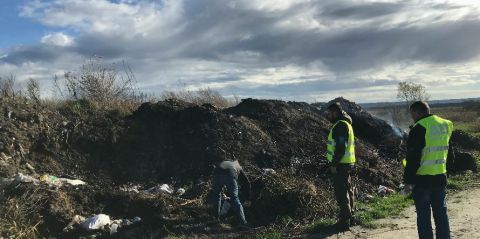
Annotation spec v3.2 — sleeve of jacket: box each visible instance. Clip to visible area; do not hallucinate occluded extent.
[332,121,348,165]
[238,169,251,200]
[404,124,425,184]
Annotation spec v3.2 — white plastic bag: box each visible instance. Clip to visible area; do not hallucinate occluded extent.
[80,214,111,230]
[59,178,86,186]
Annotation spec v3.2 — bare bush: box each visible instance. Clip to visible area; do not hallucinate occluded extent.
[55,58,137,108]
[161,88,234,108]
[0,74,18,98]
[26,78,41,103]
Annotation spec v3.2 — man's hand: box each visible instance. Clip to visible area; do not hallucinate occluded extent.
[330,165,337,174]
[402,184,414,195]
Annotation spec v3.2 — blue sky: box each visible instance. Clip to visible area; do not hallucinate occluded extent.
[0,0,45,49]
[1,0,480,103]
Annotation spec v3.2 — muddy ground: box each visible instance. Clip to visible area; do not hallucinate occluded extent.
[0,97,477,238]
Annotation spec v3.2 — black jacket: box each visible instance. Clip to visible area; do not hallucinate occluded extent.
[403,114,452,188]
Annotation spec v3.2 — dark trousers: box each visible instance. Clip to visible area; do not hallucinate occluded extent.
[211,174,247,224]
[412,186,451,239]
[333,164,355,222]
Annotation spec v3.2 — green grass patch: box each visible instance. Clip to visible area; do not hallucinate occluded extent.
[304,218,336,233]
[447,170,480,191]
[355,194,413,228]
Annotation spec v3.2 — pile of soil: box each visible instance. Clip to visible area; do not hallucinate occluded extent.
[0,97,478,238]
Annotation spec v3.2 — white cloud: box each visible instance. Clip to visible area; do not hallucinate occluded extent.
[41,32,75,47]
[1,0,480,102]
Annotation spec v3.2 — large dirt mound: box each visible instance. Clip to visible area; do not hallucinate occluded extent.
[0,97,477,238]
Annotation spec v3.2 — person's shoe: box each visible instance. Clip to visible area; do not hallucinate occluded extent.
[237,222,251,230]
[349,217,358,226]
[333,221,350,231]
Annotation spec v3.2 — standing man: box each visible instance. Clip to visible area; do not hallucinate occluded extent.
[326,102,356,230]
[404,101,453,239]
[211,159,251,226]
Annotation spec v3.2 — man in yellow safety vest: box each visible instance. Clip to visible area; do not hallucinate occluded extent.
[404,101,453,239]
[326,102,356,230]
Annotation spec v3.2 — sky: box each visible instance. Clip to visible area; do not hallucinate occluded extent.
[1,0,480,103]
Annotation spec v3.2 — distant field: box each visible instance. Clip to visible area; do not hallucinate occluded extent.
[433,106,480,137]
[368,104,480,137]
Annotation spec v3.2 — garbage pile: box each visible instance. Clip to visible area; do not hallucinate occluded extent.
[0,97,478,238]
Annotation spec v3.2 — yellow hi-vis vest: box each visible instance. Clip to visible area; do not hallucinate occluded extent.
[327,120,356,164]
[413,115,453,175]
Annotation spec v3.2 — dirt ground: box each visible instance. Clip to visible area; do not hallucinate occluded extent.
[314,185,480,239]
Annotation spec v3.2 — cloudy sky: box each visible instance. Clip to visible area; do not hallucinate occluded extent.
[1,0,480,102]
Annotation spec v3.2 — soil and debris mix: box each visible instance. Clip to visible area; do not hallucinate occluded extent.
[0,97,477,238]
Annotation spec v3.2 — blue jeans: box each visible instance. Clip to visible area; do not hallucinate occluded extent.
[211,174,247,224]
[412,186,450,239]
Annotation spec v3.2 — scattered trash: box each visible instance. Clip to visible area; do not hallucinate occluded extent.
[120,184,141,193]
[0,178,14,186]
[176,188,186,196]
[26,162,36,173]
[358,193,374,201]
[145,184,174,194]
[59,178,86,186]
[262,168,276,174]
[64,214,141,234]
[40,174,62,187]
[15,173,40,185]
[377,185,395,195]
[80,214,111,230]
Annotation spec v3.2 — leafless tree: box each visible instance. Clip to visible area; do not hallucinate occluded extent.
[26,78,41,103]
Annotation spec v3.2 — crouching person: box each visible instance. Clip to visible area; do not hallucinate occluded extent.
[211,159,251,226]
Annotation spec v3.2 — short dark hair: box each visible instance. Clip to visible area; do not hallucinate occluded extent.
[327,102,342,113]
[409,101,430,114]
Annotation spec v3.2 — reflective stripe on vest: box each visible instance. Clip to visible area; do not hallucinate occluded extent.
[413,115,453,175]
[326,120,356,164]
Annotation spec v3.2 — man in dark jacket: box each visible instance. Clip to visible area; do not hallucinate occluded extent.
[211,159,251,226]
[326,102,356,230]
[404,101,453,239]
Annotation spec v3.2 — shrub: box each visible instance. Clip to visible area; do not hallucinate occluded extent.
[161,88,235,108]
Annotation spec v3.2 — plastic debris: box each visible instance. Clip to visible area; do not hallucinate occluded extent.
[40,174,62,187]
[358,192,374,201]
[176,188,186,196]
[59,178,86,186]
[15,173,40,185]
[26,163,36,172]
[120,184,141,193]
[377,185,395,195]
[0,178,14,186]
[262,168,276,174]
[64,214,141,233]
[80,214,111,230]
[145,184,174,194]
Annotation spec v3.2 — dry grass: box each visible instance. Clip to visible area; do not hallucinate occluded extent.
[161,88,237,109]
[0,187,47,239]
